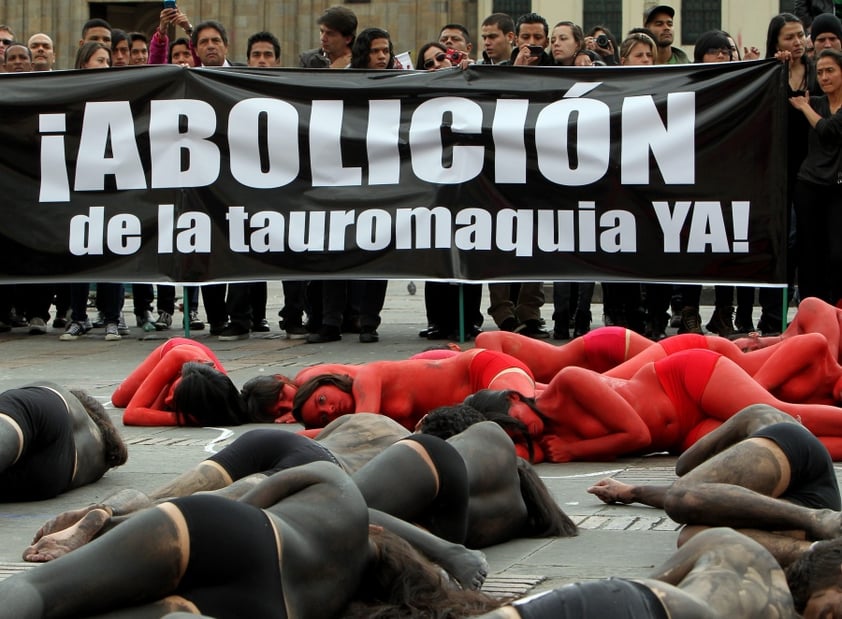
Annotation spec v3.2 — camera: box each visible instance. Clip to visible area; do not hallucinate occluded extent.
[596,34,610,48]
[444,48,463,63]
[528,45,544,56]
[163,0,177,8]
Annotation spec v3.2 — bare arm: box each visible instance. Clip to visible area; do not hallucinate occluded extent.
[587,478,669,509]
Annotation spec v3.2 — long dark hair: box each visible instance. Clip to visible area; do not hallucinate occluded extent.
[765,13,804,59]
[417,41,447,69]
[343,526,504,618]
[463,389,539,461]
[241,374,296,422]
[351,27,394,69]
[172,362,248,426]
[517,457,578,538]
[291,374,354,425]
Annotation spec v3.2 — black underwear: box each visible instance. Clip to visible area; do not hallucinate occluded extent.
[208,428,339,480]
[751,422,841,510]
[514,579,668,619]
[402,433,470,544]
[173,494,286,618]
[0,386,75,501]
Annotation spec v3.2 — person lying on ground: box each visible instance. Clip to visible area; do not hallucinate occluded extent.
[587,404,841,566]
[0,381,127,501]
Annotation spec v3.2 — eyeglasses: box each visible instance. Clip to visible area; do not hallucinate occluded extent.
[0,38,13,46]
[705,48,732,57]
[424,52,447,69]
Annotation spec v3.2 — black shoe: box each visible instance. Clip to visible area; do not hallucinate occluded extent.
[425,327,449,340]
[552,323,570,340]
[307,325,341,343]
[218,324,250,341]
[359,328,379,343]
[705,307,735,337]
[499,317,519,332]
[209,321,228,336]
[669,311,683,329]
[572,310,591,338]
[644,321,667,341]
[677,307,703,335]
[251,318,271,333]
[419,325,434,338]
[757,315,783,336]
[515,319,550,339]
[734,308,754,333]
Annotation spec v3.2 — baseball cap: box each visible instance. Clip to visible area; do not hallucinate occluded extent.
[644,5,675,25]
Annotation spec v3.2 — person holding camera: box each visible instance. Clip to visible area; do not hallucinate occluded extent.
[585,25,620,65]
[510,12,555,66]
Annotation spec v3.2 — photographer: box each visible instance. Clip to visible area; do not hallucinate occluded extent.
[510,12,555,66]
[585,25,620,65]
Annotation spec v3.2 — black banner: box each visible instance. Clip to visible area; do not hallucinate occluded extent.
[0,61,787,284]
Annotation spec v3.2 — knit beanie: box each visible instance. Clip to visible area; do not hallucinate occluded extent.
[810,13,842,42]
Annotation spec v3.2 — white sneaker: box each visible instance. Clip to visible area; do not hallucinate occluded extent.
[105,322,122,341]
[28,317,47,335]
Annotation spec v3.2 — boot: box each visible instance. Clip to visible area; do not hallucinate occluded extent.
[572,310,591,338]
[677,306,703,335]
[705,306,735,337]
[734,306,754,333]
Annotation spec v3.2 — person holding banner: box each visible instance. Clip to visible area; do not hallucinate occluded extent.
[790,49,842,306]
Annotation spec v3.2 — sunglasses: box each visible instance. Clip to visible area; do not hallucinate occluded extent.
[0,38,13,46]
[424,52,447,69]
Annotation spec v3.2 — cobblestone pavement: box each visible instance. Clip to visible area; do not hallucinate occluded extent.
[0,281,810,601]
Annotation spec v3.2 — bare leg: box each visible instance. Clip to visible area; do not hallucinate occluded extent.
[666,439,842,539]
[675,404,796,476]
[1,503,187,618]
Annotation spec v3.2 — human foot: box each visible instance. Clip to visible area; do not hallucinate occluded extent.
[439,545,489,590]
[24,508,110,562]
[809,509,842,540]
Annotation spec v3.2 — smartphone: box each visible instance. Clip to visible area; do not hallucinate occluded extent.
[163,0,177,9]
[528,45,544,56]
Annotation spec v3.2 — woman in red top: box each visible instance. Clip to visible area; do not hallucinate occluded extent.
[112,338,250,426]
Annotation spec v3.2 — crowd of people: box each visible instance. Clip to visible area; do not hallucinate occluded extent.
[3,2,842,616]
[1,3,838,348]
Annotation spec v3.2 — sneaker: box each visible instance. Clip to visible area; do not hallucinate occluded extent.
[28,317,47,335]
[209,321,228,336]
[218,324,250,341]
[117,315,130,335]
[189,311,205,331]
[251,318,271,333]
[677,307,703,335]
[105,322,122,341]
[284,323,309,340]
[92,311,106,329]
[306,325,342,344]
[135,310,153,328]
[60,320,90,341]
[515,319,550,339]
[669,311,683,329]
[705,307,735,337]
[359,327,379,343]
[155,311,173,331]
